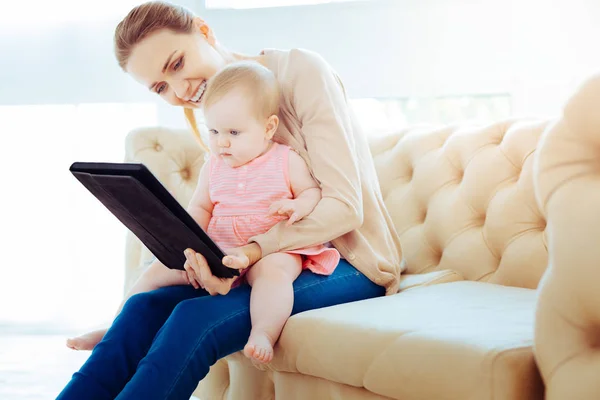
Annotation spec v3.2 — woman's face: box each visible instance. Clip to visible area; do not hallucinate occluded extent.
[126,22,225,109]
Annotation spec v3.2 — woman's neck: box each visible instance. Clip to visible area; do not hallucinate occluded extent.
[215,43,266,67]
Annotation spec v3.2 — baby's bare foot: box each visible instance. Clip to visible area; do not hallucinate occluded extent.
[66,328,107,351]
[243,331,275,364]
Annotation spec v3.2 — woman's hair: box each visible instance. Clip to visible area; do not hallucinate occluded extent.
[114,1,208,151]
[203,61,280,120]
[114,1,195,71]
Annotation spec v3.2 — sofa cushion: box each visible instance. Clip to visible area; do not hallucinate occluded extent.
[369,121,549,290]
[267,281,543,400]
[397,269,463,291]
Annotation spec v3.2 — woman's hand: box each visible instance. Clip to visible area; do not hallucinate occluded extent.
[184,249,234,295]
[222,246,251,270]
[183,244,261,295]
[227,243,262,269]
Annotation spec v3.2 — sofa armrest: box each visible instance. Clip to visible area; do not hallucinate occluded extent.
[533,74,600,400]
[123,126,207,293]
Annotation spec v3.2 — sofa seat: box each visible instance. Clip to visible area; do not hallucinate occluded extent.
[262,281,543,400]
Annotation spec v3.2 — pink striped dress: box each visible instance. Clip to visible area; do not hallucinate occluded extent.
[207,142,340,283]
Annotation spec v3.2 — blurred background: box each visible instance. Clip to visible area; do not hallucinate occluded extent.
[0,0,598,398]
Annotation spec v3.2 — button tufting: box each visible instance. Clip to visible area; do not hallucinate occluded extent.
[434,248,443,263]
[180,168,190,180]
[154,143,163,152]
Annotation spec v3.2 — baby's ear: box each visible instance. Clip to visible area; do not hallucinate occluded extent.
[265,114,279,140]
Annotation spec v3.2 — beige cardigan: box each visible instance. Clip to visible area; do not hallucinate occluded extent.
[249,48,403,294]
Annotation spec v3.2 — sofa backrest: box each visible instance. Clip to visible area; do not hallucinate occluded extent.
[123,119,552,292]
[369,120,550,289]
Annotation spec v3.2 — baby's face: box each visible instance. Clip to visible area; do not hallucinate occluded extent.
[204,90,272,168]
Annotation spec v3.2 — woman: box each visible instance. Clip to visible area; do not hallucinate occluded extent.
[58,1,402,399]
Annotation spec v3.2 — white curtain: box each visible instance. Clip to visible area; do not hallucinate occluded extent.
[0,1,164,333]
[205,0,363,9]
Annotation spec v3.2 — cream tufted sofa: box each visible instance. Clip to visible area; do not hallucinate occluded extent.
[123,78,599,399]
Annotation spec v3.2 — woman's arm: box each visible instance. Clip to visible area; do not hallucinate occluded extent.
[249,49,363,256]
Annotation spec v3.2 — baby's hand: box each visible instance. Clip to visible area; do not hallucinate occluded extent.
[269,199,311,226]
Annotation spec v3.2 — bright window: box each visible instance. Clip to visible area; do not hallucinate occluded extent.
[0,0,145,26]
[0,103,157,332]
[350,94,512,136]
[205,0,366,9]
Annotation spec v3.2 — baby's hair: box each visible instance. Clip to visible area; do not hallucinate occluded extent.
[202,61,280,120]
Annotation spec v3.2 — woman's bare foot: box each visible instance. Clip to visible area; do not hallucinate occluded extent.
[243,331,275,364]
[66,328,107,351]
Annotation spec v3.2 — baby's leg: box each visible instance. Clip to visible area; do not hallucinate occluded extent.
[67,261,189,351]
[243,253,302,363]
[66,329,107,351]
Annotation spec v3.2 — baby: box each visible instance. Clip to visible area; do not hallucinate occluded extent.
[68,61,339,364]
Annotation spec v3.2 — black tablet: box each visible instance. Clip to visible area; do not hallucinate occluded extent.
[69,162,239,279]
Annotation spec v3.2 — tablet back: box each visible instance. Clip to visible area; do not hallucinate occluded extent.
[69,162,238,279]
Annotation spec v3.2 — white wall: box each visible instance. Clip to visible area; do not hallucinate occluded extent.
[1,0,598,330]
[3,0,598,125]
[183,0,600,120]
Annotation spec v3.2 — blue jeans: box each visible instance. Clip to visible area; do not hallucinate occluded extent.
[57,259,384,400]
